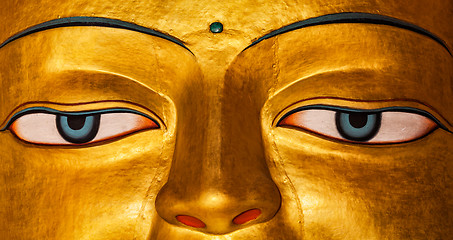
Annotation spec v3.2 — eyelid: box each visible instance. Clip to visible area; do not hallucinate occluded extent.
[1,107,160,131]
[276,104,450,133]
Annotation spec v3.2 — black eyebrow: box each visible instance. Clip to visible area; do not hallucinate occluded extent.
[0,16,193,54]
[244,12,451,55]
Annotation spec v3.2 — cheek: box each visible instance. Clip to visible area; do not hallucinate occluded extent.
[273,143,378,238]
[0,130,168,239]
[66,153,163,239]
[267,128,452,239]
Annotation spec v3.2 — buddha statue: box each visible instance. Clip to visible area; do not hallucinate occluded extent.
[0,0,451,239]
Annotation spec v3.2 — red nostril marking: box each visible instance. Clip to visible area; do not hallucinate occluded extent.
[176,215,206,228]
[233,208,262,225]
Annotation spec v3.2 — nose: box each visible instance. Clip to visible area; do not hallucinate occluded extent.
[155,84,281,234]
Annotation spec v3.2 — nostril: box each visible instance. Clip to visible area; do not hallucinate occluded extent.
[176,215,206,228]
[232,208,262,225]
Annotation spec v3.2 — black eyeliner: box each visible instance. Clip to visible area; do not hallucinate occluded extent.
[0,107,159,131]
[277,104,451,133]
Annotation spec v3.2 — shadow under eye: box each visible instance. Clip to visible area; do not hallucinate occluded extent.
[56,114,101,144]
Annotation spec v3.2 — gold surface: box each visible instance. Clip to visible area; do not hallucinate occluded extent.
[0,0,452,239]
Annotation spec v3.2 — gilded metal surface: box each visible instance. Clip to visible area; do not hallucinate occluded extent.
[0,0,451,239]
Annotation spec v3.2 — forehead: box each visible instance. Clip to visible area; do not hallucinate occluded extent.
[1,0,452,56]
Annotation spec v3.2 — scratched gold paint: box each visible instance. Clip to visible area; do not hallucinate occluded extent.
[0,0,452,239]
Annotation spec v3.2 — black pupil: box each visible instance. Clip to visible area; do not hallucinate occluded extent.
[67,116,87,130]
[348,112,368,128]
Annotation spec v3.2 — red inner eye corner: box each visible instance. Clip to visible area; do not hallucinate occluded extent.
[277,114,296,128]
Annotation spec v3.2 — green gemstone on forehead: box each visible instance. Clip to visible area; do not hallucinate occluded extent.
[209,22,223,33]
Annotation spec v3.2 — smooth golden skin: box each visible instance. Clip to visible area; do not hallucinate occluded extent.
[0,0,452,239]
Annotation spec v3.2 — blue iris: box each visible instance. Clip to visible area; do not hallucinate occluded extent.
[335,111,381,142]
[56,114,100,144]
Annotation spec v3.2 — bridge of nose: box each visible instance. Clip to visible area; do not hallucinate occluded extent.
[154,44,281,234]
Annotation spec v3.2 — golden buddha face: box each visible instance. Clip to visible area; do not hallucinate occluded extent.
[0,0,452,239]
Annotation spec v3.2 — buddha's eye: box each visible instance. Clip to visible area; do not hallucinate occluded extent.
[277,106,439,144]
[6,108,159,145]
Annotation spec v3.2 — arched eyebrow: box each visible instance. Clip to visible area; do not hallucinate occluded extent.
[0,16,193,54]
[244,12,451,56]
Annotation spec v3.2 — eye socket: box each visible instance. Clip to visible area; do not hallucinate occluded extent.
[7,108,159,145]
[277,106,439,144]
